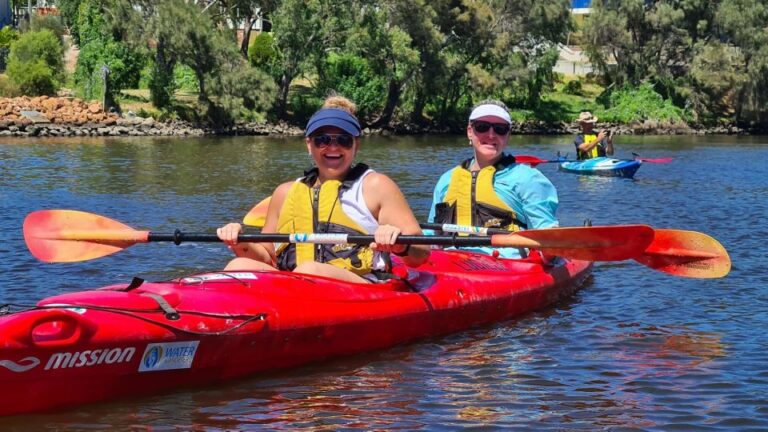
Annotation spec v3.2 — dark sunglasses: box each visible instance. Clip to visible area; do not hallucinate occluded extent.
[471,121,511,135]
[311,133,355,149]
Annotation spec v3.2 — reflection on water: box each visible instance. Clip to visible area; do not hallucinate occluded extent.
[1,135,767,430]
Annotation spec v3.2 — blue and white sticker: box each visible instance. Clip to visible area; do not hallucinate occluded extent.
[289,233,349,244]
[138,341,199,372]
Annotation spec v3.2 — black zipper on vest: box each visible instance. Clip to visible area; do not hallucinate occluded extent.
[312,186,323,262]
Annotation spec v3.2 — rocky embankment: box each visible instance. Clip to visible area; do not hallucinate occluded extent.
[0,96,210,137]
[0,96,755,138]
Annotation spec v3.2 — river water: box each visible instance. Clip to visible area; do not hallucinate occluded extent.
[0,134,766,430]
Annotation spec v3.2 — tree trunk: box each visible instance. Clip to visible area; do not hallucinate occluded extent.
[240,15,256,59]
[411,86,428,125]
[368,79,401,128]
[149,39,175,109]
[277,73,293,117]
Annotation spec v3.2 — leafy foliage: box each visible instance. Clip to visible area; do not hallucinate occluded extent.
[57,0,85,44]
[30,14,67,44]
[316,53,387,120]
[584,0,768,125]
[6,30,64,96]
[599,83,689,124]
[74,0,145,107]
[7,60,58,96]
[563,80,584,96]
[103,0,277,123]
[0,27,18,48]
[248,32,277,72]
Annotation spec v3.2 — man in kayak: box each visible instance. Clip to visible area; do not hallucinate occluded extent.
[217,96,430,283]
[427,100,559,258]
[573,111,614,160]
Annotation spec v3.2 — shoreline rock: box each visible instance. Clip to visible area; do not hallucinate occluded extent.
[0,96,761,138]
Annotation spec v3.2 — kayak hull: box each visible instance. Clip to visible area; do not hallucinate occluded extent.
[559,157,642,178]
[0,250,591,416]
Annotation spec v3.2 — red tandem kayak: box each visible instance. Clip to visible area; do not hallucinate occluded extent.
[0,250,591,416]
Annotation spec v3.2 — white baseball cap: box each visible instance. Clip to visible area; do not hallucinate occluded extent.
[469,103,512,124]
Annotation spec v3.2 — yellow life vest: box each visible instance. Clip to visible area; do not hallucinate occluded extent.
[577,133,606,160]
[275,164,376,275]
[433,155,527,231]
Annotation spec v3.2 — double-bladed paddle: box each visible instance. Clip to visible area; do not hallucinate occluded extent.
[514,154,673,167]
[24,210,654,264]
[242,198,730,279]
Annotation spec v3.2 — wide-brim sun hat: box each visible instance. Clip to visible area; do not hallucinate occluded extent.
[305,108,362,137]
[468,104,512,125]
[577,111,598,123]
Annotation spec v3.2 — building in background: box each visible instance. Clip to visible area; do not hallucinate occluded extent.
[554,0,595,76]
[0,0,12,28]
[571,0,592,15]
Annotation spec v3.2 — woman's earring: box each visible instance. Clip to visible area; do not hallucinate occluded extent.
[468,140,473,146]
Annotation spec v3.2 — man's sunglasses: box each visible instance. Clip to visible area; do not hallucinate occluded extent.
[471,121,511,135]
[311,134,355,149]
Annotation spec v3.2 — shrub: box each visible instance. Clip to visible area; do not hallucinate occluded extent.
[75,40,145,99]
[73,0,145,104]
[7,60,58,95]
[248,32,277,71]
[0,27,19,72]
[288,86,324,123]
[563,80,583,95]
[31,14,67,44]
[174,65,199,93]
[8,29,63,72]
[210,63,277,122]
[6,30,64,95]
[599,82,689,124]
[317,53,386,120]
[0,74,20,97]
[0,26,18,48]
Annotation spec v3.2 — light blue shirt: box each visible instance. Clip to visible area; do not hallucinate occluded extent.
[427,157,559,258]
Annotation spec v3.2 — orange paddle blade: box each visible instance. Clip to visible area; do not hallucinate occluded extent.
[243,197,271,227]
[635,229,730,278]
[491,225,655,262]
[24,210,149,263]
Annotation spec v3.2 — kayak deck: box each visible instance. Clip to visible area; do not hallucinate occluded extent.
[0,250,591,416]
[559,157,642,178]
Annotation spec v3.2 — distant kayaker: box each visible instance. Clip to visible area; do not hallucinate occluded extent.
[574,111,614,160]
[217,95,430,283]
[427,100,559,258]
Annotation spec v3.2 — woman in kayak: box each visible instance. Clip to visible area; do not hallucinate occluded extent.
[574,111,614,160]
[428,100,559,258]
[217,96,430,282]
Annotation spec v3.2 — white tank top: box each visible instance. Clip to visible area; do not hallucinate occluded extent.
[339,169,386,271]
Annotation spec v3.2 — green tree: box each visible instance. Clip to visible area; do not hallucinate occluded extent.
[56,0,85,44]
[74,0,145,109]
[104,0,276,122]
[584,0,768,126]
[269,0,324,116]
[715,0,768,124]
[344,0,420,127]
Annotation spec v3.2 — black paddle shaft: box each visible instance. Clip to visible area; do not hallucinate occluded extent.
[147,230,498,247]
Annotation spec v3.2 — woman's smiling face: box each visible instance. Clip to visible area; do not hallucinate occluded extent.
[306,126,359,180]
